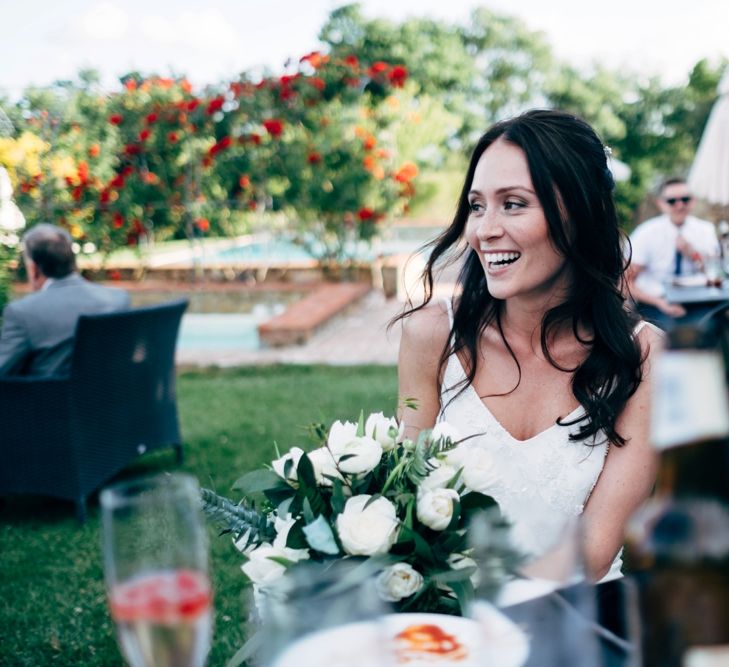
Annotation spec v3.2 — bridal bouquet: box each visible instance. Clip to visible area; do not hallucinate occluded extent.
[202,412,520,617]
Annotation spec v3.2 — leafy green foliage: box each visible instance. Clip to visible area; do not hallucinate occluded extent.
[0,364,398,667]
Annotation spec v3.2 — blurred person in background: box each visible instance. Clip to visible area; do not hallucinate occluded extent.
[0,223,129,377]
[626,178,718,328]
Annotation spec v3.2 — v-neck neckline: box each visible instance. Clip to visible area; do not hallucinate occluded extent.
[450,352,584,444]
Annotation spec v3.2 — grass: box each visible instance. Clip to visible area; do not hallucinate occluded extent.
[0,364,398,667]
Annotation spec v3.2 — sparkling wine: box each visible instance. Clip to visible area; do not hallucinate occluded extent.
[110,569,212,667]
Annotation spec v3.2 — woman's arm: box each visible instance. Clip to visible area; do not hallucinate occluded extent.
[397,301,451,441]
[581,324,663,580]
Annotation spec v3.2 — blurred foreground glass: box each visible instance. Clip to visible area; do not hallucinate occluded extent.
[258,559,390,667]
[100,473,213,667]
[478,516,610,666]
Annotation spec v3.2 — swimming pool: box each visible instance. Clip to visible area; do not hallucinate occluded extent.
[129,289,302,351]
[204,228,442,265]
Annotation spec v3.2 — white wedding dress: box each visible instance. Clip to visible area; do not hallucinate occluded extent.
[438,300,630,582]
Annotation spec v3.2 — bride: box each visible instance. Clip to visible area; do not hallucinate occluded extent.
[396,109,660,582]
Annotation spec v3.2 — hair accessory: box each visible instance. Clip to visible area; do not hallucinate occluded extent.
[604,145,613,157]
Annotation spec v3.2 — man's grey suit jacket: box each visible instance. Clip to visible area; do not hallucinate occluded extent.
[0,273,130,377]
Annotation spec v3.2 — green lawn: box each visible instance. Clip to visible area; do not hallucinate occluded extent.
[0,364,398,666]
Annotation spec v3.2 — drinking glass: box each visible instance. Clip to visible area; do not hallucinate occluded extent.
[485,517,604,666]
[258,559,390,667]
[100,473,213,667]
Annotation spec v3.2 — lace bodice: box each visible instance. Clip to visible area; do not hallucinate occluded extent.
[437,300,623,580]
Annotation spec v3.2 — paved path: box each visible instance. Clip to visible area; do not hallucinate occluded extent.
[176,289,406,367]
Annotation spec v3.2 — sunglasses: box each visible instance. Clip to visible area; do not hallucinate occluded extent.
[664,196,692,206]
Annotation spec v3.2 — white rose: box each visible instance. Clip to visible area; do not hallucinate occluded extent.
[430,421,462,444]
[307,447,343,486]
[271,447,304,484]
[376,563,424,602]
[336,435,383,475]
[420,459,460,492]
[241,543,309,586]
[417,487,460,531]
[365,412,402,452]
[336,495,399,556]
[327,420,359,455]
[446,441,498,494]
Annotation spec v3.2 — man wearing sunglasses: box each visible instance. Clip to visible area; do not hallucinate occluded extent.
[626,177,719,327]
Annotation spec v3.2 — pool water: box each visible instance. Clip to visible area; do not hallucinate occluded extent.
[178,311,274,350]
[129,290,302,351]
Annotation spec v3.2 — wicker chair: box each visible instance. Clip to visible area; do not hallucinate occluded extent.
[0,298,188,522]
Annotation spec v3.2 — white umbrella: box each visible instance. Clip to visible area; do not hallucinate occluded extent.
[689,70,729,206]
[0,166,26,232]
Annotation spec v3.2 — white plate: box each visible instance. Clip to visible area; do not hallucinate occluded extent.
[271,607,529,667]
[672,275,709,287]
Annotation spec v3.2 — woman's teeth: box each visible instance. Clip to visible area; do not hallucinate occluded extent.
[483,251,521,266]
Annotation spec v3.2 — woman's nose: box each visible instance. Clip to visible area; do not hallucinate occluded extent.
[476,210,503,240]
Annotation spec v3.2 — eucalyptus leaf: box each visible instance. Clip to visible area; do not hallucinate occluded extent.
[233,469,287,495]
[302,515,340,555]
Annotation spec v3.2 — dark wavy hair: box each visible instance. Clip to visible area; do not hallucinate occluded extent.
[397,109,643,447]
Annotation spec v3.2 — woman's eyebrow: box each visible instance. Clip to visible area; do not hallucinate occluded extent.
[468,186,535,196]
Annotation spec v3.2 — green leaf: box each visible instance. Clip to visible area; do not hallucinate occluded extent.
[233,469,287,495]
[429,567,476,584]
[302,515,340,555]
[330,479,346,514]
[286,520,308,550]
[356,409,365,437]
[199,487,275,545]
[302,497,315,524]
[460,492,498,517]
[225,628,264,667]
[446,578,474,616]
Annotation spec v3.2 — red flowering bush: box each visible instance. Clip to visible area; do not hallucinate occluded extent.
[4,52,417,263]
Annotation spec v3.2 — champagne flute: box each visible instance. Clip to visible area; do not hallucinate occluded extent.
[100,473,213,667]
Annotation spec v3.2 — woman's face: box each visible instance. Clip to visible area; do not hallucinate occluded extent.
[465,137,570,304]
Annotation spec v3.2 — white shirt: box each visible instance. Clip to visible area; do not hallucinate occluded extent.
[629,214,718,298]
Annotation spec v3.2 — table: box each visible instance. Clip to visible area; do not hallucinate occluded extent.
[665,284,729,306]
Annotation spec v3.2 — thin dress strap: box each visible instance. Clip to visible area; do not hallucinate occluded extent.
[442,296,455,329]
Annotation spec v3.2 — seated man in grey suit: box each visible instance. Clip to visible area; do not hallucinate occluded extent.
[0,223,130,377]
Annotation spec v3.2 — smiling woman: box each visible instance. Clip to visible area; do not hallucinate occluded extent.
[394,109,661,583]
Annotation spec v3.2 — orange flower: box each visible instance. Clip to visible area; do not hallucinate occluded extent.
[394,162,418,183]
[239,175,251,188]
[195,218,210,232]
[113,212,124,229]
[88,143,100,158]
[362,135,376,150]
[362,155,376,171]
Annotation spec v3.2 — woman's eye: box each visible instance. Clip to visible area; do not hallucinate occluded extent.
[504,200,525,211]
[468,201,484,213]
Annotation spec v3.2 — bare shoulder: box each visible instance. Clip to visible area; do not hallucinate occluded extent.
[399,300,451,355]
[635,321,665,373]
